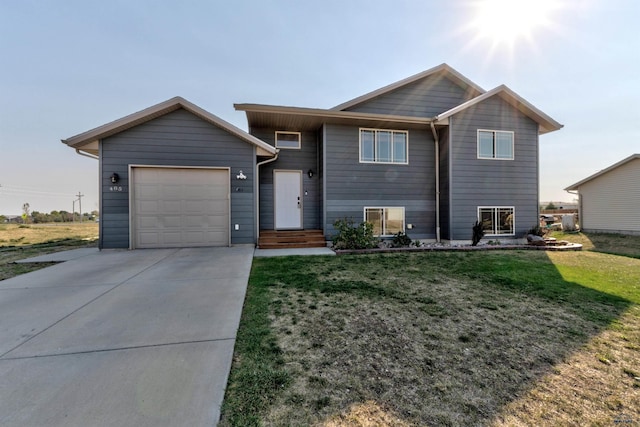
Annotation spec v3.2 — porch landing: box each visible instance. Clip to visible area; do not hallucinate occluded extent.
[258,230,327,249]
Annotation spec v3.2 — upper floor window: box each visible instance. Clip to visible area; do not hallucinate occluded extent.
[275,131,301,149]
[478,130,514,160]
[360,129,408,164]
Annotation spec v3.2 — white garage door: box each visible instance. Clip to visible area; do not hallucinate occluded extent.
[131,167,229,248]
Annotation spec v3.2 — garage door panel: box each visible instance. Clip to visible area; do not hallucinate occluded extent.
[138,232,160,246]
[132,168,230,248]
[160,200,182,214]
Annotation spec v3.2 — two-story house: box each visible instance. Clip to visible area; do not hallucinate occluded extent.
[62,64,562,249]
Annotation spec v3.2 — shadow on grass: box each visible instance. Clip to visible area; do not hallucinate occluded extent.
[221,251,635,426]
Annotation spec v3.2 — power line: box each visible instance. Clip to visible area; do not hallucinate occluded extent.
[0,184,76,197]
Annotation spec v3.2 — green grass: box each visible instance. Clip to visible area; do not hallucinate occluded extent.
[550,230,640,259]
[221,245,640,426]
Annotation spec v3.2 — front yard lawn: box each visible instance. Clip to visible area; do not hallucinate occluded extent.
[221,248,640,426]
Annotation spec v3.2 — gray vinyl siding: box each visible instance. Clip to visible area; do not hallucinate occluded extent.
[448,97,539,241]
[438,127,451,240]
[343,74,475,118]
[578,158,640,234]
[324,124,435,240]
[250,128,320,230]
[100,108,256,249]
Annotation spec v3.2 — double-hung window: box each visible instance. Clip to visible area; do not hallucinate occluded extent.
[364,207,405,236]
[478,207,515,236]
[360,129,408,164]
[478,130,514,160]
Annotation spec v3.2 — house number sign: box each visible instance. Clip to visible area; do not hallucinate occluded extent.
[109,186,125,192]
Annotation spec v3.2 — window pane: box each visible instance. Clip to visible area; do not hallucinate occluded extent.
[385,208,404,235]
[361,130,375,161]
[478,131,494,158]
[393,132,407,163]
[479,208,494,234]
[276,132,300,149]
[497,208,514,234]
[377,131,392,162]
[495,132,513,159]
[365,208,383,236]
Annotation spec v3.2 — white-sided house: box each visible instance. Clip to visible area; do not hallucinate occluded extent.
[565,154,640,235]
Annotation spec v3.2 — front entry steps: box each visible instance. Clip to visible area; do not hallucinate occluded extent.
[258,230,327,249]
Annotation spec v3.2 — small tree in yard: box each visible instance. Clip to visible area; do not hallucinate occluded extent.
[21,203,30,224]
[332,218,378,250]
[472,221,485,246]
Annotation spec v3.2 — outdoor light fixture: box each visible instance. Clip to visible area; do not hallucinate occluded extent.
[308,169,314,178]
[110,173,120,184]
[236,170,247,180]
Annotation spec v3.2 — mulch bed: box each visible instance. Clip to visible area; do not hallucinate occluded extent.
[334,243,582,255]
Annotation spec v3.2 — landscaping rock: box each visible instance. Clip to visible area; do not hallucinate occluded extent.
[527,234,546,246]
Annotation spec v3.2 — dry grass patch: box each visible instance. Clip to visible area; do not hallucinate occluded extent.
[0,223,98,247]
[222,251,638,426]
[492,306,640,426]
[0,223,98,281]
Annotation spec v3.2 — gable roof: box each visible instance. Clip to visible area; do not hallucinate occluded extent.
[62,96,277,157]
[331,63,485,111]
[565,154,640,191]
[434,85,563,134]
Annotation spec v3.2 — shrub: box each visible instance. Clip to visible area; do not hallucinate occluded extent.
[391,231,412,247]
[332,218,378,250]
[471,221,484,246]
[526,225,547,237]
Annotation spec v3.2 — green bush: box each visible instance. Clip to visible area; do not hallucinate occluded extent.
[392,231,412,247]
[332,218,378,250]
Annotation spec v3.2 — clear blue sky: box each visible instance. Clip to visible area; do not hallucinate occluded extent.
[1,0,639,215]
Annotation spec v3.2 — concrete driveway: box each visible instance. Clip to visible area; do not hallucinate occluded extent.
[0,246,254,427]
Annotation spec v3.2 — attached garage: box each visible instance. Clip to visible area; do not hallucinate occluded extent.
[131,167,230,248]
[61,97,277,249]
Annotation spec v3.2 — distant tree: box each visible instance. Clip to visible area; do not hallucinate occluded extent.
[544,202,557,210]
[50,210,63,222]
[0,215,6,223]
[22,203,30,224]
[59,210,72,222]
[31,211,48,223]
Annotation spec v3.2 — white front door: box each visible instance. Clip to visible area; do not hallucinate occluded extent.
[274,170,302,229]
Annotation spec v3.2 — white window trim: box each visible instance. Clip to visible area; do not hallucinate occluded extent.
[477,206,515,236]
[359,128,409,165]
[364,206,406,237]
[275,131,301,149]
[477,129,514,160]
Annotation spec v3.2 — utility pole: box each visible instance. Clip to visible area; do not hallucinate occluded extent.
[76,192,84,223]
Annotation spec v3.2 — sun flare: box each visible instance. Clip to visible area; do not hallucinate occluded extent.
[470,0,558,46]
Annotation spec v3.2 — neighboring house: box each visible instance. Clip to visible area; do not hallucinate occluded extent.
[565,154,640,235]
[62,64,562,249]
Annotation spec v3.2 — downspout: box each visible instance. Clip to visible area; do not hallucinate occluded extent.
[566,189,580,229]
[255,150,280,245]
[430,122,441,243]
